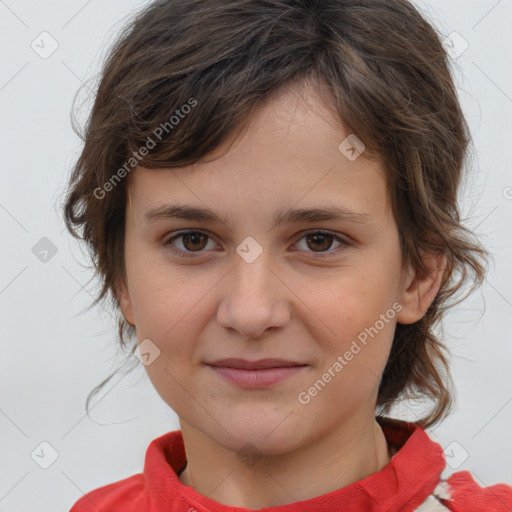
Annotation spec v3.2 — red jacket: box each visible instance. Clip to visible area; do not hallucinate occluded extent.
[69,417,512,511]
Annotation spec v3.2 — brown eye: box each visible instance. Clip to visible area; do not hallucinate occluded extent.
[181,232,208,252]
[294,231,350,259]
[164,229,350,260]
[164,230,217,258]
[305,233,335,252]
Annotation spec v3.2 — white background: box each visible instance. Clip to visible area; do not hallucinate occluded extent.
[0,1,511,510]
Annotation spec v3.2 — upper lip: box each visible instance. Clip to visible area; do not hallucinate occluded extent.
[206,358,307,370]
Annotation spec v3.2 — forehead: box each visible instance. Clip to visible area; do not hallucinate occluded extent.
[127,82,389,223]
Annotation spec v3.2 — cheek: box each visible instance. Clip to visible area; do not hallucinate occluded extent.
[316,270,395,337]
[307,262,399,378]
[125,239,215,337]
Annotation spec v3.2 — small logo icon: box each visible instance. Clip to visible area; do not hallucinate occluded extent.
[443,32,469,60]
[134,338,161,366]
[444,440,469,469]
[31,31,59,59]
[31,441,59,469]
[236,236,263,264]
[32,237,58,263]
[338,134,365,161]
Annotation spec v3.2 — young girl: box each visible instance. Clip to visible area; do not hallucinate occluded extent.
[64,0,512,510]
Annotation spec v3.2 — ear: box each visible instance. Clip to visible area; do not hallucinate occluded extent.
[116,280,136,326]
[396,250,447,325]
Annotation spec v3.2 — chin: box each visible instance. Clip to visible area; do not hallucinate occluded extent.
[211,415,310,457]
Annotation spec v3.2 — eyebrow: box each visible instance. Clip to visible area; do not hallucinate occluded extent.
[143,204,373,229]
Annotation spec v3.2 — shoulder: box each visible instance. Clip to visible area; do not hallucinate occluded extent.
[427,471,512,512]
[68,474,147,511]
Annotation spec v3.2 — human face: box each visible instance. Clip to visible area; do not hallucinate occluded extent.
[119,81,411,455]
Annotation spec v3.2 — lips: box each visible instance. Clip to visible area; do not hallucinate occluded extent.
[205,358,308,388]
[206,358,306,370]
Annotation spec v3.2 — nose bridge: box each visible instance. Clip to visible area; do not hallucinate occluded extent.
[216,238,290,338]
[236,246,276,297]
[232,233,277,291]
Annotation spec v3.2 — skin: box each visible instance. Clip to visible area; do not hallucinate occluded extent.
[118,80,446,509]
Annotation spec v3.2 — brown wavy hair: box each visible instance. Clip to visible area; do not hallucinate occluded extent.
[62,0,489,428]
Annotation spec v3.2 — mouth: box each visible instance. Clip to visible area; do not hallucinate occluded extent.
[207,358,306,370]
[205,358,308,388]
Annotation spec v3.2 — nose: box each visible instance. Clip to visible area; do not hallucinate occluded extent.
[216,248,291,339]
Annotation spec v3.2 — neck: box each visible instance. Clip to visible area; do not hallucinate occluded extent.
[178,413,392,509]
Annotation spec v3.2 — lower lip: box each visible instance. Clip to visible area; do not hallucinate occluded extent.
[207,365,307,388]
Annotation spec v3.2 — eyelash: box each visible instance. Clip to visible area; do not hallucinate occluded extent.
[163,230,351,260]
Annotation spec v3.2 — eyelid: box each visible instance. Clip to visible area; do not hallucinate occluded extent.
[163,229,352,259]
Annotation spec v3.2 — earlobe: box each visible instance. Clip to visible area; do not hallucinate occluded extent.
[396,251,447,325]
[117,281,135,326]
